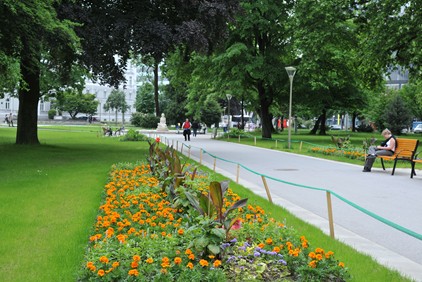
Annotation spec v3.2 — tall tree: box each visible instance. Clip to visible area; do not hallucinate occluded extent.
[293,0,364,135]
[104,89,129,126]
[54,90,99,119]
[0,1,79,144]
[70,0,240,87]
[135,83,155,114]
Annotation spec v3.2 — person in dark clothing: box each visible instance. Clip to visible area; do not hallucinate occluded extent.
[191,120,199,137]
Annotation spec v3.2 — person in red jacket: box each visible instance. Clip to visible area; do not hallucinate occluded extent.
[182,118,191,141]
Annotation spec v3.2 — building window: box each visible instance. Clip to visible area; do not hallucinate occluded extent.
[104,91,107,99]
[5,99,10,110]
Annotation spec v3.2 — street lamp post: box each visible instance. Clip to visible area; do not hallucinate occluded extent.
[226,94,232,129]
[285,66,296,149]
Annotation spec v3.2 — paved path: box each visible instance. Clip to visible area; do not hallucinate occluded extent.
[150,132,422,281]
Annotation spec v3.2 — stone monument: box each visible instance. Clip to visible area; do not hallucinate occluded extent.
[156,113,169,131]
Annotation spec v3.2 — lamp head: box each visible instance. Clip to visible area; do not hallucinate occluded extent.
[285,66,297,78]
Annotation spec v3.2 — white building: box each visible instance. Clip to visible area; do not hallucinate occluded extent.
[0,60,139,123]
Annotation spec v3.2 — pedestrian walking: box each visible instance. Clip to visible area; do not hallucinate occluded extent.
[8,113,13,127]
[191,120,199,137]
[182,118,191,141]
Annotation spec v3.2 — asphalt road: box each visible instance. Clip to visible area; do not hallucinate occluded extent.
[151,132,422,281]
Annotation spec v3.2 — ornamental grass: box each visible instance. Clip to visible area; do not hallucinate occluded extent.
[78,141,349,281]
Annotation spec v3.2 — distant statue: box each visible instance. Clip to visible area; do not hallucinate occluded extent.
[157,113,169,131]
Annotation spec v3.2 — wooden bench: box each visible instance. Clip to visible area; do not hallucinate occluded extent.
[411,152,422,178]
[377,138,419,175]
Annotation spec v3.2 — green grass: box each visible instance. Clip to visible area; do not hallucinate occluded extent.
[0,126,148,282]
[0,126,414,281]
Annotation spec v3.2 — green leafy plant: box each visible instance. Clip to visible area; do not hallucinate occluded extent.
[185,180,248,243]
[330,135,350,148]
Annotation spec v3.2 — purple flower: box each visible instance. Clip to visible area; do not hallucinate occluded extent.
[230,238,238,243]
[278,259,287,265]
[254,251,261,257]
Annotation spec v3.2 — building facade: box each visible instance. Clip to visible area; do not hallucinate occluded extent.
[0,61,139,123]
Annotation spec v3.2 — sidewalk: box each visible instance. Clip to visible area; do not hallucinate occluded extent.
[154,132,422,282]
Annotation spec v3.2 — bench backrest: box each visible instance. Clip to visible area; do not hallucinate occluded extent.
[394,138,419,159]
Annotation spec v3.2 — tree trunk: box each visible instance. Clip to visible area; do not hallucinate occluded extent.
[115,110,118,126]
[319,109,327,135]
[257,81,272,139]
[16,55,40,145]
[352,111,357,132]
[153,61,160,116]
[310,115,321,135]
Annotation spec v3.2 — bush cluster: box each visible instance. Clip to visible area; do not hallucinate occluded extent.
[131,113,160,129]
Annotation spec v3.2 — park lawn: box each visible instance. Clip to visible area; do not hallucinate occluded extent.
[0,126,148,282]
[0,126,413,281]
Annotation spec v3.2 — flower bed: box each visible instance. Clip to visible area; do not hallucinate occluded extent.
[310,147,366,161]
[78,142,349,281]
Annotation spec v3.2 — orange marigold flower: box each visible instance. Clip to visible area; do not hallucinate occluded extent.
[145,257,154,264]
[185,249,192,255]
[174,257,182,265]
[308,252,316,259]
[339,262,345,268]
[97,269,105,276]
[315,248,324,254]
[258,243,265,249]
[112,262,119,268]
[308,260,317,268]
[325,251,334,259]
[213,260,222,268]
[273,246,281,253]
[265,238,273,245]
[128,269,139,276]
[188,253,195,260]
[99,256,109,264]
[316,254,323,261]
[178,229,184,235]
[133,255,141,262]
[186,262,194,269]
[199,259,209,267]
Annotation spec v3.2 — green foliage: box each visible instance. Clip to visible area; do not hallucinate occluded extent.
[54,89,99,119]
[131,113,160,128]
[48,109,56,119]
[330,135,350,149]
[120,129,147,141]
[104,89,129,114]
[382,94,413,135]
[201,98,222,127]
[135,82,155,114]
